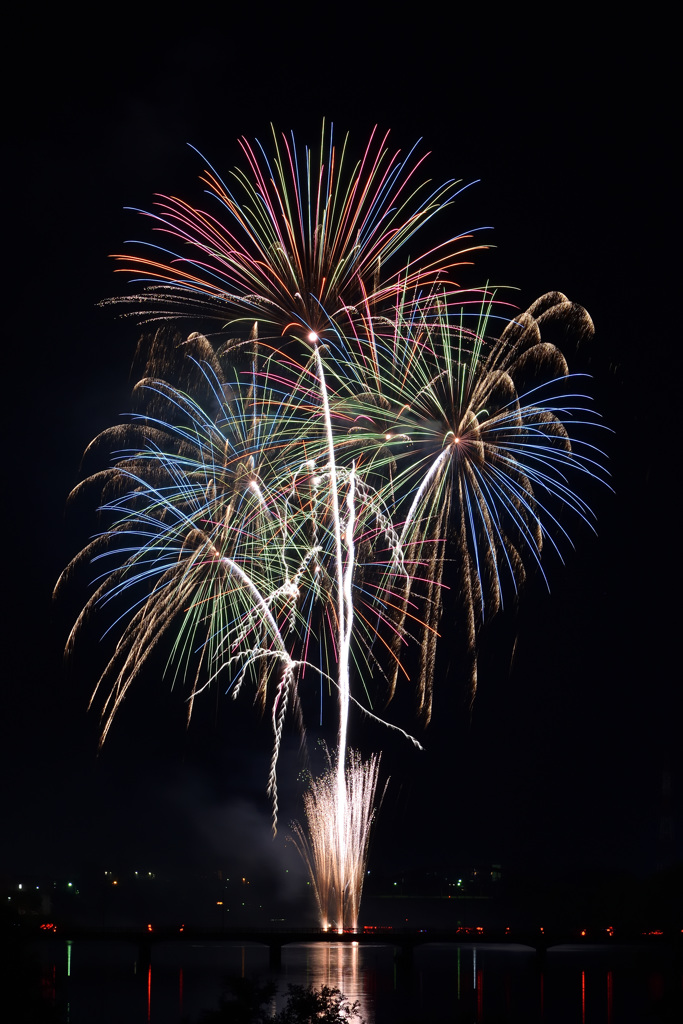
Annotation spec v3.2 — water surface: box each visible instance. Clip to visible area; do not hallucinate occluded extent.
[32,937,681,1022]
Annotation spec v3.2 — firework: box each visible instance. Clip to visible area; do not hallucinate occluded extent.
[57,330,416,833]
[326,287,609,712]
[291,747,383,932]
[105,122,489,346]
[61,127,606,930]
[57,336,302,815]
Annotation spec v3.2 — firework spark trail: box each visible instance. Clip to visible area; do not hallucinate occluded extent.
[335,463,357,898]
[310,336,356,871]
[213,550,298,830]
[312,338,348,749]
[291,748,382,931]
[295,340,398,925]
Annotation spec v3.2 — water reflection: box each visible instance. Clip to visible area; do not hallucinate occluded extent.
[581,968,586,1024]
[282,943,368,1018]
[30,937,681,1023]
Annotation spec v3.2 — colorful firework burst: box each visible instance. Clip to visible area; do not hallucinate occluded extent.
[59,126,608,929]
[325,287,609,714]
[57,331,417,830]
[106,122,489,346]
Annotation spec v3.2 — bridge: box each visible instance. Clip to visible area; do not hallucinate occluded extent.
[34,923,680,968]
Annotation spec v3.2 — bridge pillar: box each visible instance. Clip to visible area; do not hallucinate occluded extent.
[393,942,414,971]
[138,938,152,969]
[269,942,282,970]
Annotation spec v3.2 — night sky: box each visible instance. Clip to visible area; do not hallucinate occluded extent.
[3,9,678,917]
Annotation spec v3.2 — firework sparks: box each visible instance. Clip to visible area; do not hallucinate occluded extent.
[57,330,415,835]
[291,747,383,932]
[326,287,609,713]
[104,122,490,345]
[60,127,607,930]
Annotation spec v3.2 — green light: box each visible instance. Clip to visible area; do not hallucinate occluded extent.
[457,947,461,1000]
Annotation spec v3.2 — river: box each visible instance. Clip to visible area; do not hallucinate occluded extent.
[30,937,681,1022]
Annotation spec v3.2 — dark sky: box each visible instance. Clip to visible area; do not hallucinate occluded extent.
[3,9,678,908]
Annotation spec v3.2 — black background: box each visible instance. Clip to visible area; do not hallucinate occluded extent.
[3,6,678,918]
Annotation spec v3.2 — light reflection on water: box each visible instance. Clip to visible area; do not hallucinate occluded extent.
[284,941,364,1013]
[268,942,370,1021]
[31,937,681,1023]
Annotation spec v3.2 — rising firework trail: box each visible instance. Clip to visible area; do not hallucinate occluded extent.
[59,126,607,929]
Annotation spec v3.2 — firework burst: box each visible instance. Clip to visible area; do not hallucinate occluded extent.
[105,122,489,347]
[325,288,609,714]
[57,330,417,832]
[60,127,607,929]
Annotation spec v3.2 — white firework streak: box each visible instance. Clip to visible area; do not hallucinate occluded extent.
[294,340,399,930]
